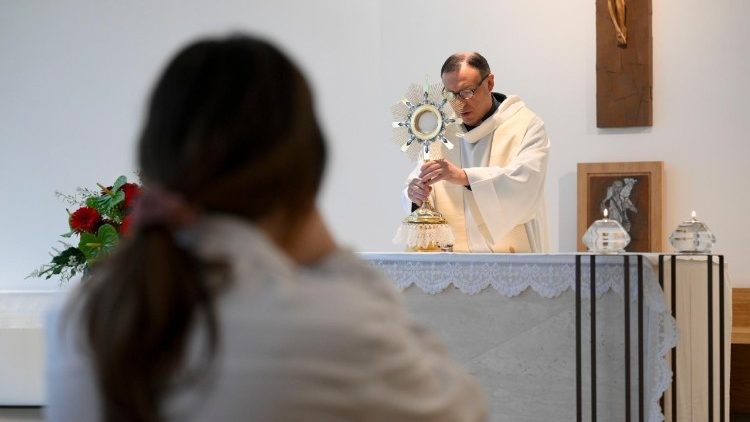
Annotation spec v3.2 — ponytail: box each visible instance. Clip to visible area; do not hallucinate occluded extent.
[74,34,327,421]
[81,226,221,421]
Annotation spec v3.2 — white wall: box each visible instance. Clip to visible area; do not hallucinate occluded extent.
[1,0,748,290]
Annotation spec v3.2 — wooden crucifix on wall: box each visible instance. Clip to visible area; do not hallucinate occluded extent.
[596,0,652,127]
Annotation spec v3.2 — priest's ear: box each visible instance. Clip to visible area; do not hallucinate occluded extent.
[486,73,495,92]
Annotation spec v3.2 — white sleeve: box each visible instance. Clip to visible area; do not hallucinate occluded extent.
[357,279,488,421]
[366,310,487,422]
[45,295,101,422]
[463,117,550,243]
[307,254,488,421]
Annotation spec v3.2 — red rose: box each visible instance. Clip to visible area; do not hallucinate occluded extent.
[121,183,141,210]
[69,207,102,233]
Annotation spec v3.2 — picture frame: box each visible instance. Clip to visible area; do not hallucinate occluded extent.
[577,161,664,252]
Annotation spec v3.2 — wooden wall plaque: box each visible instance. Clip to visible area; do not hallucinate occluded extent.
[577,161,663,252]
[596,0,653,127]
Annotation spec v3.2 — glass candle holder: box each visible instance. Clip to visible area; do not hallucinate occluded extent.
[582,208,631,253]
[669,211,716,253]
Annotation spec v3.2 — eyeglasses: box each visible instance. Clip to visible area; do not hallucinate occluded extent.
[442,74,489,101]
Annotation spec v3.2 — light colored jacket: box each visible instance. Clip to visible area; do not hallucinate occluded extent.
[45,215,487,421]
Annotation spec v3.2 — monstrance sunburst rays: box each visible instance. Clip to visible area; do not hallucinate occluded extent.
[390,80,464,161]
[391,78,464,252]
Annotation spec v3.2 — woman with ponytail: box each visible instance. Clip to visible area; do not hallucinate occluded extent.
[45,34,487,422]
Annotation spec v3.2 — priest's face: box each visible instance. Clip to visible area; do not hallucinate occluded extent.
[441,64,495,127]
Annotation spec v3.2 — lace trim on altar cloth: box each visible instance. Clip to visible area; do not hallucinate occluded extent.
[653,310,678,422]
[364,255,678,422]
[368,258,667,310]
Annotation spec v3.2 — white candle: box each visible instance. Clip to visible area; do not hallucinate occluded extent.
[603,208,609,218]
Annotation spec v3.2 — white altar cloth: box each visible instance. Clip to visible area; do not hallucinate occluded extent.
[361,253,677,422]
[6,254,724,420]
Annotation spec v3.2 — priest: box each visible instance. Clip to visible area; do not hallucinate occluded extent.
[402,52,551,253]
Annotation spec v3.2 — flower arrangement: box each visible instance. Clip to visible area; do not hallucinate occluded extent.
[29,176,141,284]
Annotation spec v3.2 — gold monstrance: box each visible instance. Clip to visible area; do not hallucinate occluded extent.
[391,78,464,252]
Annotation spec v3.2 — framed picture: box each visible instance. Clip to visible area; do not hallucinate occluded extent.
[577,161,664,252]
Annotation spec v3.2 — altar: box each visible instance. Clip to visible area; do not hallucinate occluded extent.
[0,253,731,422]
[361,252,731,422]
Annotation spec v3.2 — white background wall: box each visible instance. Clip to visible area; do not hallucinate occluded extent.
[1,0,748,290]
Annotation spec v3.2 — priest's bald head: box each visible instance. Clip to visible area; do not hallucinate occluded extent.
[440,52,495,127]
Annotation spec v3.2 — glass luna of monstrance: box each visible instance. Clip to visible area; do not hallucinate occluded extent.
[391,78,464,252]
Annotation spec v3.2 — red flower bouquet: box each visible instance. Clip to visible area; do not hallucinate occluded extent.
[29,176,141,284]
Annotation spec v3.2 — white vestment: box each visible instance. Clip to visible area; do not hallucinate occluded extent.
[402,95,550,253]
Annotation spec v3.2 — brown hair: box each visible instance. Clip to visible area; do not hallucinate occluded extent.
[77,34,326,421]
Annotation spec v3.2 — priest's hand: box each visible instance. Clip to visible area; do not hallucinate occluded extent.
[420,159,469,186]
[407,178,432,206]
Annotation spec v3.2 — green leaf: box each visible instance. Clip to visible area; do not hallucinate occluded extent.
[112,190,125,205]
[87,191,125,218]
[78,233,98,262]
[112,176,127,192]
[78,224,119,264]
[27,247,85,281]
[51,249,73,266]
[85,196,100,209]
[98,224,119,249]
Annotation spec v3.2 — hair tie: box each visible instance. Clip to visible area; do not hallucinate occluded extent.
[129,187,198,233]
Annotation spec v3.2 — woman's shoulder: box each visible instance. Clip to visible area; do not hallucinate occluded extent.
[301,248,401,300]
